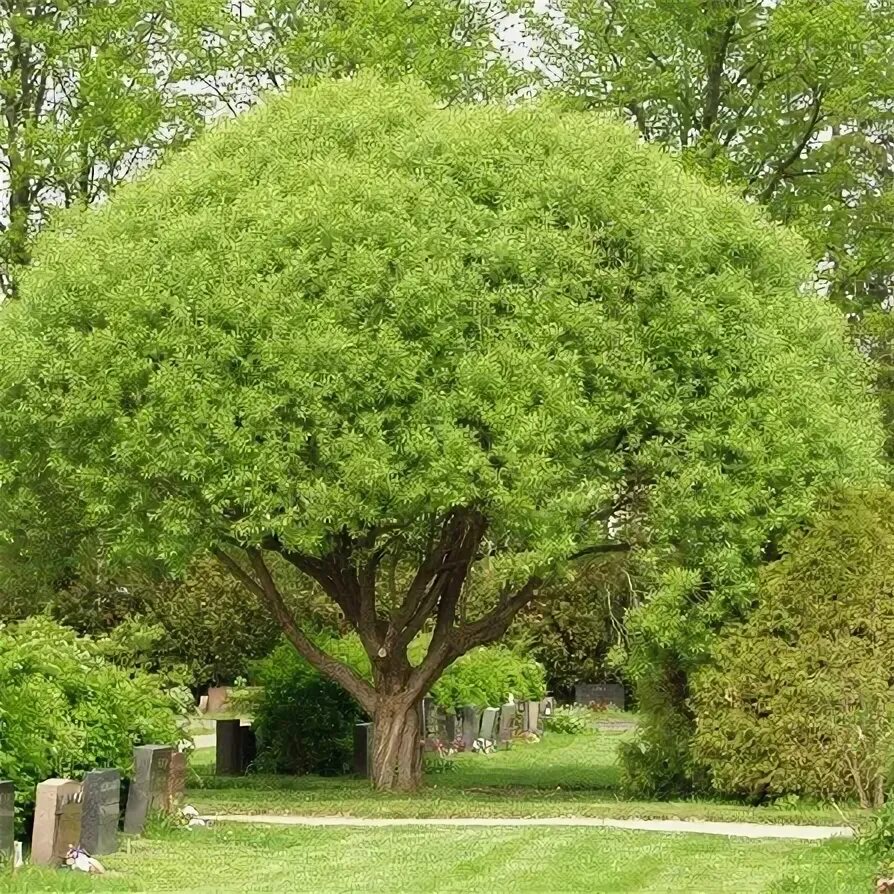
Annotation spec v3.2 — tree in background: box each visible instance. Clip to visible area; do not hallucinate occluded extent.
[520,0,894,447]
[0,78,880,790]
[0,0,512,297]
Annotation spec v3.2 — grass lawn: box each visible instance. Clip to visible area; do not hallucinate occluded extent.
[187,731,869,828]
[4,824,877,893]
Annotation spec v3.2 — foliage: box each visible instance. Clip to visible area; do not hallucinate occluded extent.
[250,641,365,776]
[511,554,631,694]
[543,705,591,735]
[692,490,894,808]
[0,77,882,789]
[859,800,894,859]
[520,0,894,351]
[0,0,509,298]
[0,617,186,830]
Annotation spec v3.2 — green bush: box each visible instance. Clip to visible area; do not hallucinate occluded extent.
[692,490,894,807]
[0,617,186,830]
[544,705,592,735]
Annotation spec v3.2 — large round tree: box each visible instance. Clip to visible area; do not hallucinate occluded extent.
[0,77,882,791]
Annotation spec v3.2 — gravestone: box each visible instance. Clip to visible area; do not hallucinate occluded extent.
[165,752,187,809]
[0,781,13,864]
[479,707,499,743]
[216,719,242,776]
[540,696,556,718]
[239,725,257,773]
[32,779,83,866]
[123,745,173,835]
[497,704,516,743]
[574,682,625,709]
[460,706,480,750]
[522,700,540,734]
[80,769,120,855]
[354,723,374,778]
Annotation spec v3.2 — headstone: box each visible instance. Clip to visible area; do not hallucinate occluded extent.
[239,725,257,773]
[444,711,457,743]
[460,706,481,751]
[205,686,231,715]
[421,698,438,736]
[165,752,187,809]
[497,704,516,743]
[32,779,83,867]
[523,700,540,733]
[574,682,625,709]
[479,707,499,743]
[0,781,13,864]
[80,769,120,856]
[540,696,556,717]
[123,745,173,835]
[353,723,374,778]
[198,695,209,714]
[216,719,242,776]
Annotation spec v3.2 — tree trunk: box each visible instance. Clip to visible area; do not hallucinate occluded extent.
[370,697,423,792]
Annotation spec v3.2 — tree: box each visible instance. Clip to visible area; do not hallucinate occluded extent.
[0,0,514,299]
[692,490,894,808]
[0,77,881,791]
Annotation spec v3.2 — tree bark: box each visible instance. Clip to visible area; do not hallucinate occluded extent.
[369,695,423,792]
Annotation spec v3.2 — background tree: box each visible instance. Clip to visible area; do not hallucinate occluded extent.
[0,77,881,791]
[520,0,894,447]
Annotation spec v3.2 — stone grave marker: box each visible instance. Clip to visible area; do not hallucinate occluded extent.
[239,725,257,773]
[0,780,13,864]
[165,752,187,810]
[497,704,515,744]
[479,708,499,744]
[80,769,120,855]
[354,722,374,778]
[32,779,83,867]
[522,700,541,734]
[123,745,173,835]
[216,719,242,776]
[540,696,556,718]
[574,682,625,709]
[460,706,480,751]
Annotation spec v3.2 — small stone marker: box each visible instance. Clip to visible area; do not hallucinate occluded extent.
[540,696,556,717]
[479,707,499,743]
[0,780,13,863]
[80,769,120,855]
[353,723,374,778]
[460,705,481,751]
[216,719,242,776]
[574,682,625,709]
[165,752,187,809]
[123,745,174,835]
[32,779,83,867]
[522,700,541,734]
[497,704,516,743]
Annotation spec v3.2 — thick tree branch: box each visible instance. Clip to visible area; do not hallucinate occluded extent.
[214,546,376,713]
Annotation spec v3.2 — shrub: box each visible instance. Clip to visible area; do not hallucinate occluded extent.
[544,705,592,735]
[0,617,186,830]
[692,490,894,807]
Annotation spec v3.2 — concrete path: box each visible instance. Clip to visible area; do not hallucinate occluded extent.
[203,814,853,841]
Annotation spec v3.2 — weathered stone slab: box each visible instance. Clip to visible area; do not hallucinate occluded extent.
[32,779,82,866]
[540,696,556,717]
[497,704,516,743]
[216,719,242,776]
[0,781,13,863]
[522,700,541,733]
[353,723,374,778]
[165,752,187,809]
[460,706,480,750]
[123,745,173,835]
[479,707,499,743]
[80,769,120,855]
[574,682,625,709]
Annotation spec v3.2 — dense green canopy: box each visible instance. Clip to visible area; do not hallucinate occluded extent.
[0,80,883,790]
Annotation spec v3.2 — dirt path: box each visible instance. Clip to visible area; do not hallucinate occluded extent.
[202,813,853,841]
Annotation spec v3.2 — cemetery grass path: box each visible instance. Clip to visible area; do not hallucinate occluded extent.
[201,812,854,841]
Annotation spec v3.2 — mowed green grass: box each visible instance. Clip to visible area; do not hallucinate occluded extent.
[187,731,868,828]
[3,823,876,893]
